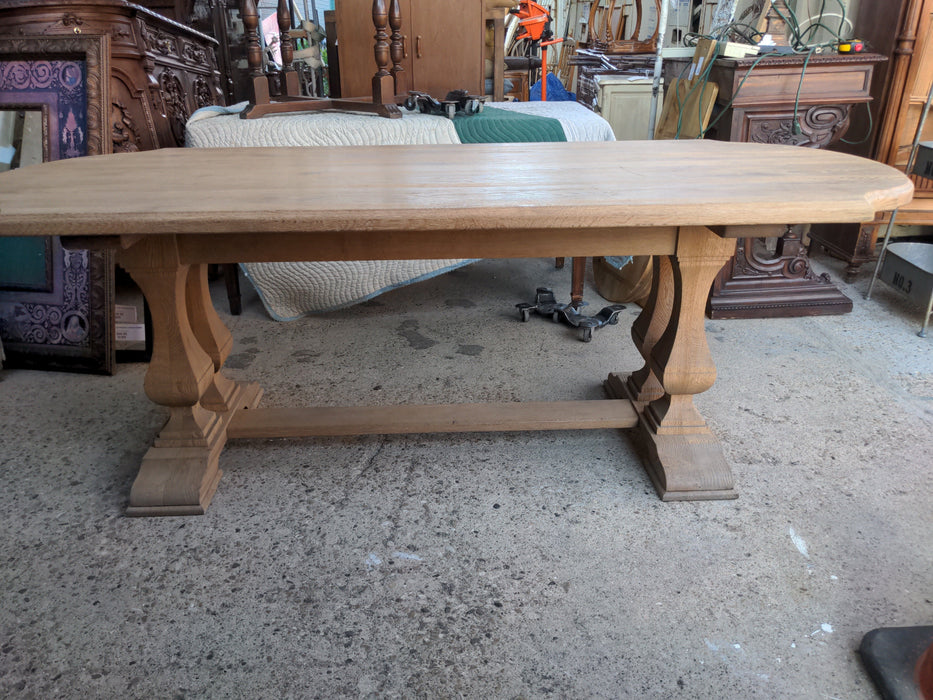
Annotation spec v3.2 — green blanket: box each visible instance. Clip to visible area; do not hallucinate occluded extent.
[453,106,566,144]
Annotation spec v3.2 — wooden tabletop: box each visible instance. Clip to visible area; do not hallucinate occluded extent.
[0,140,913,237]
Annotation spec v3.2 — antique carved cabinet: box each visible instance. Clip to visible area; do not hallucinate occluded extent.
[664,51,883,317]
[0,1,222,372]
[0,0,224,151]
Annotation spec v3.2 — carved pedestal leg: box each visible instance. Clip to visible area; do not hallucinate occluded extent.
[630,227,737,501]
[708,228,853,319]
[185,264,262,416]
[119,241,259,516]
[606,255,672,406]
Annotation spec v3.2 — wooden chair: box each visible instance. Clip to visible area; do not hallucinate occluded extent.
[586,0,662,55]
[238,0,403,119]
[222,0,590,316]
[223,0,410,314]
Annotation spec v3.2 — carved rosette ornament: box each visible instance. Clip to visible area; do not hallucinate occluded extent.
[111,25,132,42]
[111,101,140,152]
[159,68,190,146]
[61,13,84,31]
[749,105,851,148]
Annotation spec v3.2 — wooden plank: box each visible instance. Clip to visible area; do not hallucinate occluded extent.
[656,38,720,140]
[655,78,719,140]
[175,226,678,264]
[226,400,640,439]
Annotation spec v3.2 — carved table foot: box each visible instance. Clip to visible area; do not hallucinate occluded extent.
[606,371,736,500]
[636,424,736,501]
[126,380,263,516]
[119,241,264,516]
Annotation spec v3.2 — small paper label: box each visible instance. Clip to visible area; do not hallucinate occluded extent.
[115,304,138,323]
[116,323,146,342]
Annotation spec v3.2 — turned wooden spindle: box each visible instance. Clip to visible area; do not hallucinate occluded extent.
[241,0,270,104]
[371,0,395,104]
[372,0,391,79]
[388,0,406,93]
[277,0,293,70]
[276,0,300,96]
[241,0,263,77]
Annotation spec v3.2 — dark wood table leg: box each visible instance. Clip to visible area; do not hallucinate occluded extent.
[223,264,242,315]
[708,227,853,319]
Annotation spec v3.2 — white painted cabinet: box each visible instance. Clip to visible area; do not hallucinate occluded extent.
[595,75,662,141]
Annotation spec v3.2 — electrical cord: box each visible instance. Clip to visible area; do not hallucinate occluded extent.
[792,47,816,135]
[839,101,875,146]
[671,1,863,141]
[699,51,772,138]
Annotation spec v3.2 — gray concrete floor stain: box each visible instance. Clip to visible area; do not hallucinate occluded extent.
[0,255,930,699]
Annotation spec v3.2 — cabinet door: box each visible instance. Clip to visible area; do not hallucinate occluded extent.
[408,0,483,97]
[336,0,413,99]
[336,0,483,99]
[598,80,661,140]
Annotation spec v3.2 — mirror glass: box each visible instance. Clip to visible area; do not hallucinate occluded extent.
[0,108,50,289]
[0,108,43,171]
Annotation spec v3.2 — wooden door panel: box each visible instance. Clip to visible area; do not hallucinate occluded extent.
[337,0,413,99]
[409,0,483,96]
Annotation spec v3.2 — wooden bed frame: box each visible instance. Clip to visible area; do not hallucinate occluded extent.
[239,0,509,117]
[239,0,412,119]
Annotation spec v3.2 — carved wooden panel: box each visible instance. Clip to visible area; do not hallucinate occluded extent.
[0,0,224,151]
[0,34,115,373]
[695,53,885,145]
[659,53,884,317]
[741,104,852,148]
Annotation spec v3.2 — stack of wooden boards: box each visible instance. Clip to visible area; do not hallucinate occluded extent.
[655,38,720,140]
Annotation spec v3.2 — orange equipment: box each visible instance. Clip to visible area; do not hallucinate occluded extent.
[510,0,552,42]
[509,0,564,101]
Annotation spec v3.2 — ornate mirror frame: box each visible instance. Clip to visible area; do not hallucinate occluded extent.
[0,34,115,374]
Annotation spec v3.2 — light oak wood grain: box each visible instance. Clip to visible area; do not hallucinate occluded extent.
[0,141,914,239]
[227,400,640,439]
[0,141,913,513]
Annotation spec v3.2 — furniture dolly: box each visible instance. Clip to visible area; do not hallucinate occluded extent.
[0,141,912,515]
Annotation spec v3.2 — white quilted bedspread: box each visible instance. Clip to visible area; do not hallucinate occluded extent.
[185,101,614,320]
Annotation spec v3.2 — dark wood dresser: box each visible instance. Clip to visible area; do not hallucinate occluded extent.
[0,1,223,373]
[0,0,224,151]
[666,52,885,318]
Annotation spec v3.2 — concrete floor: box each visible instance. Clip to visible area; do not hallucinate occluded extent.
[0,252,930,699]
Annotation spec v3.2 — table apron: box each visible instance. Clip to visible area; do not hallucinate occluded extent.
[171,227,681,264]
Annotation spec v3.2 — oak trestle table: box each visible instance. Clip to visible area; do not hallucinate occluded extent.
[0,141,913,515]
